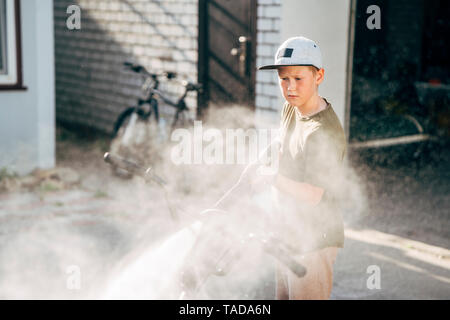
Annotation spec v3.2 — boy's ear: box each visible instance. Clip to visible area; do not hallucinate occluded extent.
[316,68,325,85]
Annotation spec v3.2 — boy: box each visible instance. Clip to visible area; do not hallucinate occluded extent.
[258,36,347,299]
[214,36,346,299]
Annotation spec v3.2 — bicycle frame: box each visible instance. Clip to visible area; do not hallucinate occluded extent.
[109,63,202,180]
[144,82,199,130]
[125,62,200,130]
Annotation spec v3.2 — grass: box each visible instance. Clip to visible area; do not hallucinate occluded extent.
[94,190,109,198]
[0,167,18,181]
[39,181,61,193]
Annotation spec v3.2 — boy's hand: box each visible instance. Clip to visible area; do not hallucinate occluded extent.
[214,163,277,211]
[237,139,281,186]
[238,162,277,192]
[250,165,277,194]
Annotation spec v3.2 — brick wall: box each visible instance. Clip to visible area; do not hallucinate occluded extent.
[255,0,282,126]
[54,0,283,132]
[54,0,198,133]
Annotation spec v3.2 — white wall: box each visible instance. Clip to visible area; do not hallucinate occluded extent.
[280,0,351,128]
[0,0,55,175]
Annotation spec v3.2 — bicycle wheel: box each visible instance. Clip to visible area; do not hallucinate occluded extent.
[110,106,160,178]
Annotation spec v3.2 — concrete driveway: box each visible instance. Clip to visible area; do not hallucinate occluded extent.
[0,135,448,299]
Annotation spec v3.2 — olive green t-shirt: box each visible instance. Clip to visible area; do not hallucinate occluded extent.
[275,99,347,252]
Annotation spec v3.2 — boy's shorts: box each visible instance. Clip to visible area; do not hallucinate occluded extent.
[270,186,345,253]
[276,246,339,300]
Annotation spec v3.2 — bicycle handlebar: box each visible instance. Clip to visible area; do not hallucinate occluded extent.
[185,82,203,93]
[123,61,178,80]
[124,61,202,94]
[123,61,147,74]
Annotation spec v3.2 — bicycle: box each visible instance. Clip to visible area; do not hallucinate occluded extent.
[109,62,203,178]
[102,151,306,299]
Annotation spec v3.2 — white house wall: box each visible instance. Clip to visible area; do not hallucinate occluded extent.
[0,0,55,175]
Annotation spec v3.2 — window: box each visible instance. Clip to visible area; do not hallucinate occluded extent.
[0,0,24,90]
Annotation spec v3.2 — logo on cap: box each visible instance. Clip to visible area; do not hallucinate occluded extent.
[278,48,293,58]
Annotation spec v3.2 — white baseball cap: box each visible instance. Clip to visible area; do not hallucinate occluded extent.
[259,36,323,70]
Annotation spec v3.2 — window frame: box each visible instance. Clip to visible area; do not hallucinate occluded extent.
[0,0,25,90]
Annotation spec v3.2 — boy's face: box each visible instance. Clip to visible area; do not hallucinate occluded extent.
[277,66,324,108]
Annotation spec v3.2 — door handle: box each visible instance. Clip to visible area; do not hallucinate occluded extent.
[230,36,248,77]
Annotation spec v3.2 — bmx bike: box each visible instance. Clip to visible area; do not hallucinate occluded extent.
[109,62,202,178]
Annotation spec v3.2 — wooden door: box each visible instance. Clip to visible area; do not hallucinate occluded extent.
[198,0,257,115]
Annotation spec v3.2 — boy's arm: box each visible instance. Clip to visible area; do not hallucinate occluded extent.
[214,139,282,211]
